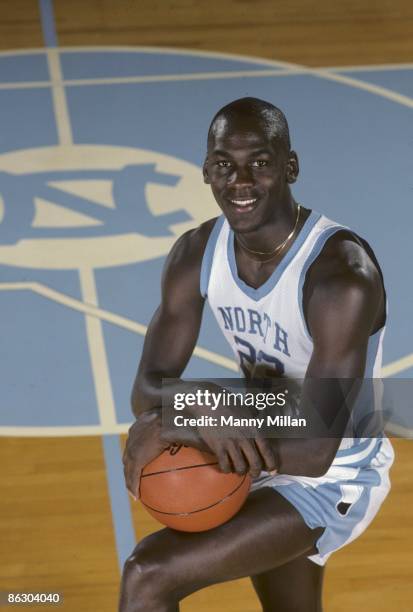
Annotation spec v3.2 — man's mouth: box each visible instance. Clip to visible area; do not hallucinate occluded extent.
[228,198,258,213]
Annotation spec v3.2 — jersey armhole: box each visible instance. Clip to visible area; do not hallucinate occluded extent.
[200,215,225,298]
[353,232,387,330]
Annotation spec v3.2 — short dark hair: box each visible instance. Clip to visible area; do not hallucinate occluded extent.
[208,97,291,151]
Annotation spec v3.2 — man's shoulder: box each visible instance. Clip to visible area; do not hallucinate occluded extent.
[314,228,383,287]
[162,217,220,287]
[304,227,385,329]
[184,216,221,251]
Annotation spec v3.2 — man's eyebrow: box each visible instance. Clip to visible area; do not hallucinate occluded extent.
[210,149,231,157]
[210,148,272,157]
[247,148,272,156]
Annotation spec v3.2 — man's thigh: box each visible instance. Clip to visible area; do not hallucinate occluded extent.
[251,554,324,612]
[124,487,324,602]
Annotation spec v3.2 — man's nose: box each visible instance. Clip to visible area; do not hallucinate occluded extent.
[229,166,254,186]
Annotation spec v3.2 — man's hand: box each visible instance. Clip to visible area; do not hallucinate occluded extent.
[183,400,278,478]
[212,432,277,478]
[122,409,169,500]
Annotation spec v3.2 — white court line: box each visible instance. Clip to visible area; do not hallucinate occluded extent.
[1,47,412,437]
[0,67,411,107]
[1,281,411,437]
[45,47,121,432]
[46,48,72,144]
[0,45,412,112]
[0,65,412,96]
[54,44,300,69]
[0,280,238,438]
[322,63,413,73]
[382,354,413,378]
[79,268,118,429]
[0,69,297,91]
[0,48,48,56]
[1,45,413,70]
[0,61,411,112]
[0,424,130,437]
[0,80,51,90]
[309,68,413,109]
[0,281,239,372]
[0,280,409,376]
[63,69,291,85]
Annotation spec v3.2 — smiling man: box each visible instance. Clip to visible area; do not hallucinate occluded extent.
[120,98,394,612]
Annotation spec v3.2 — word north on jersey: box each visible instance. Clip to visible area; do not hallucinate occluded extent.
[217,306,290,356]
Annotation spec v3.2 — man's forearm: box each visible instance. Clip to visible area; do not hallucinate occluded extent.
[131,372,222,418]
[131,375,190,416]
[269,437,339,477]
[257,377,357,477]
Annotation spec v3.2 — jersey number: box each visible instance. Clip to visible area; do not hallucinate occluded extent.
[234,335,285,379]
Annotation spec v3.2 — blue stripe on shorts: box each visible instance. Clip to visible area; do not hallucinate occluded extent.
[266,437,394,566]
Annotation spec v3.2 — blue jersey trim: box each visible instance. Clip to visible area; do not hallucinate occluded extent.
[227,210,322,302]
[335,437,373,458]
[350,329,384,438]
[365,326,382,376]
[337,438,382,467]
[200,215,225,298]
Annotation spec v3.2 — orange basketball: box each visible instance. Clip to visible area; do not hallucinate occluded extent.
[139,445,251,532]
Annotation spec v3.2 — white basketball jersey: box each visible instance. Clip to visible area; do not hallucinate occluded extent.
[200,210,389,475]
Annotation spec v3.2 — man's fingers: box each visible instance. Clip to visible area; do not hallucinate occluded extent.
[122,448,141,500]
[130,471,140,500]
[239,440,264,478]
[226,440,248,475]
[216,448,232,473]
[255,437,278,472]
[123,460,133,494]
[125,463,141,500]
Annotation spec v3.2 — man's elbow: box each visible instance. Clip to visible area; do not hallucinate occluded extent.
[130,378,153,417]
[304,452,334,478]
[130,390,141,417]
[277,440,335,477]
[304,461,331,478]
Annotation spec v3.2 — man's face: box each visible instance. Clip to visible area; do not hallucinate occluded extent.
[203,116,296,233]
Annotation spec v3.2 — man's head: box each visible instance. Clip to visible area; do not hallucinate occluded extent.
[204,97,299,233]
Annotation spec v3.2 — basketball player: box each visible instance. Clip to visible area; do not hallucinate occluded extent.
[120,98,394,611]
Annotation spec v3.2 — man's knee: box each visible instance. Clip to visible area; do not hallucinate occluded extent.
[121,538,175,609]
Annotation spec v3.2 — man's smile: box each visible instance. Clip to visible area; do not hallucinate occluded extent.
[227,197,259,214]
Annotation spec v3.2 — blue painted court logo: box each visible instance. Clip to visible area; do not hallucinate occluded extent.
[0,145,216,270]
[0,47,411,434]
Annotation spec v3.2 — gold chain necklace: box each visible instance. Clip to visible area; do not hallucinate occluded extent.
[236,204,301,262]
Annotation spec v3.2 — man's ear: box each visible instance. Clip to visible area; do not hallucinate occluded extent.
[203,157,210,184]
[286,151,299,184]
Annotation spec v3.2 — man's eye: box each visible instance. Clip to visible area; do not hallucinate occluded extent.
[217,161,231,168]
[251,160,268,167]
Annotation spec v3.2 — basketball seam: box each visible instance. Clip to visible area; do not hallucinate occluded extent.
[141,461,219,477]
[141,474,249,516]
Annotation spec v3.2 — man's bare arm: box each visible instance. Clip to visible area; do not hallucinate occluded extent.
[131,222,210,415]
[124,219,279,497]
[123,222,215,498]
[273,236,385,476]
